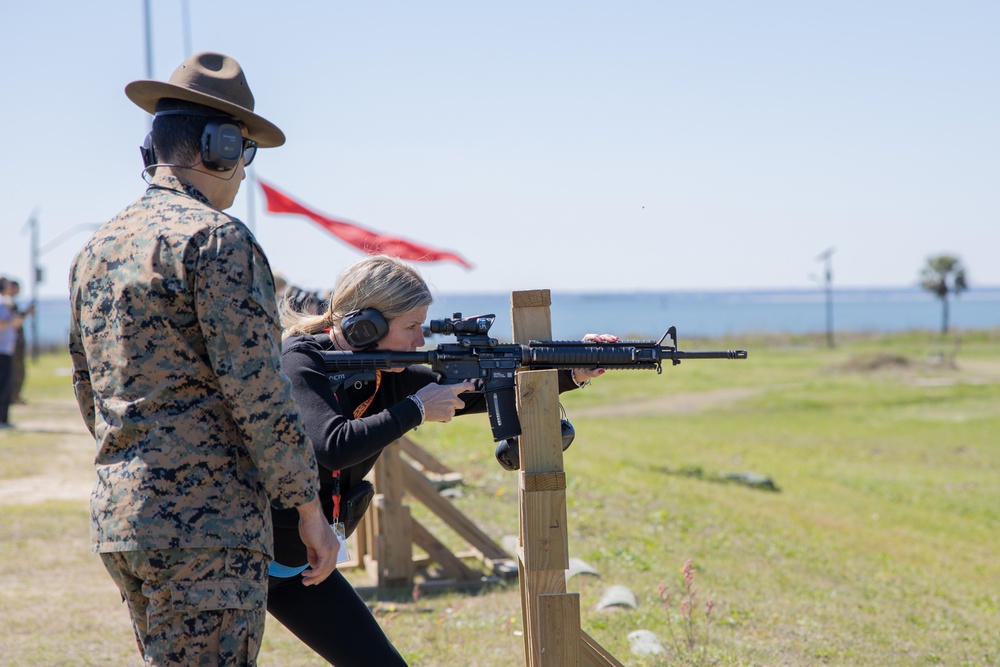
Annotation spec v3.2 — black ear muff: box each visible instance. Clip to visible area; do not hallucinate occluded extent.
[201,119,244,171]
[140,132,156,173]
[494,416,575,472]
[341,308,389,348]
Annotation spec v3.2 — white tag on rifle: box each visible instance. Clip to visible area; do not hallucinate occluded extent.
[332,522,351,564]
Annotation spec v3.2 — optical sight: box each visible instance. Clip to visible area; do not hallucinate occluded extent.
[428,313,495,336]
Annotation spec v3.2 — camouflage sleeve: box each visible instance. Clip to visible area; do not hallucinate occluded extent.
[67,264,96,438]
[193,222,319,511]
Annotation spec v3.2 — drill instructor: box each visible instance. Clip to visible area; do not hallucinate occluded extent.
[69,52,337,665]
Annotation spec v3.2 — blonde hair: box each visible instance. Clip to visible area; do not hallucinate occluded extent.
[280,255,432,341]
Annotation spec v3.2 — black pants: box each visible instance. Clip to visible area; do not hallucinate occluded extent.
[267,570,408,666]
[0,354,12,424]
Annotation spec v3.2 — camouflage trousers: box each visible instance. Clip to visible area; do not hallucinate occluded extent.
[101,547,268,666]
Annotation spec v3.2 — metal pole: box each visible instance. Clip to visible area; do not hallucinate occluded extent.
[181,0,192,57]
[143,0,154,130]
[29,222,103,358]
[22,211,40,360]
[816,248,835,348]
[246,170,256,234]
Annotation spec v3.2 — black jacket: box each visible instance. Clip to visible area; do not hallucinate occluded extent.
[271,333,578,566]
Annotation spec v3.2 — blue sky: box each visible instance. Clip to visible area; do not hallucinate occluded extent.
[2,1,997,300]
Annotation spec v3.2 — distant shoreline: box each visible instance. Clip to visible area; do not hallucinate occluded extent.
[25,286,1000,347]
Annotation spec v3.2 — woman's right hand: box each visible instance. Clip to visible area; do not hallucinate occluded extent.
[415,381,477,422]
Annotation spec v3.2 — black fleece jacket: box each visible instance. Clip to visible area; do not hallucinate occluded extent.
[271,333,579,566]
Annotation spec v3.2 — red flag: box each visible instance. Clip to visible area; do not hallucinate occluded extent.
[258,180,473,269]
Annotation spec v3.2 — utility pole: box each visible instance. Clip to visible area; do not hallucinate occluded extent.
[26,221,103,358]
[181,0,192,57]
[816,247,835,348]
[21,211,40,360]
[143,0,155,130]
[246,171,257,234]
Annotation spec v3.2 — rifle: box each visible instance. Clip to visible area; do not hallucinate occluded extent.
[321,313,747,444]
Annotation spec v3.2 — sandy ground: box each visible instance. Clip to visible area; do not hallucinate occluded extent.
[0,399,94,506]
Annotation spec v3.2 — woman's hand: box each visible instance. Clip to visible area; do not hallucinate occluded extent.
[415,380,477,422]
[572,333,619,384]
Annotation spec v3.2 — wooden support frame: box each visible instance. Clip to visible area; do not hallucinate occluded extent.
[342,289,627,665]
[512,289,625,667]
[342,434,517,592]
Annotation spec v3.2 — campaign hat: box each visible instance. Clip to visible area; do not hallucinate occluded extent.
[125,52,285,147]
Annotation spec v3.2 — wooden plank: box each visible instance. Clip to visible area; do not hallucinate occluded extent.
[511,289,551,310]
[401,461,511,561]
[372,442,414,587]
[579,630,628,667]
[519,487,569,572]
[537,594,581,667]
[518,552,534,666]
[398,435,459,476]
[511,289,553,343]
[410,517,479,580]
[517,370,563,472]
[522,471,566,493]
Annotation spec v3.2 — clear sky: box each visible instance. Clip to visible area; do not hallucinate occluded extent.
[2,1,997,300]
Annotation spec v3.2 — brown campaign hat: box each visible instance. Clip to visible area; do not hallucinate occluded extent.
[125,52,285,147]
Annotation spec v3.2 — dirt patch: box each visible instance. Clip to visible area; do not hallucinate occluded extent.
[839,353,913,372]
[0,472,92,506]
[0,402,94,506]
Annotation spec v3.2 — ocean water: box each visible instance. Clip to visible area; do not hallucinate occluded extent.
[29,286,1000,348]
[433,287,1000,341]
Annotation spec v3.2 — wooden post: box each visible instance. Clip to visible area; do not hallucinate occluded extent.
[512,289,625,667]
[369,440,414,587]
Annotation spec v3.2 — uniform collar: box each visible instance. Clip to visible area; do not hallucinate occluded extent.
[147,173,214,207]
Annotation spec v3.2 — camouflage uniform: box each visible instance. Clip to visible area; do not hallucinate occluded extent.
[68,174,319,665]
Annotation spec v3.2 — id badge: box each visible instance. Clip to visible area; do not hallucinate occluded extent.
[332,522,351,564]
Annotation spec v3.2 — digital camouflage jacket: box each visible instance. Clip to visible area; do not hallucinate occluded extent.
[69,174,318,556]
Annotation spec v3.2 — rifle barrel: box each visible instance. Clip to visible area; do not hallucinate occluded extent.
[674,350,748,360]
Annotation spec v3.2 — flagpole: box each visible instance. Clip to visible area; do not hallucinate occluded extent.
[246,170,256,234]
[142,0,154,131]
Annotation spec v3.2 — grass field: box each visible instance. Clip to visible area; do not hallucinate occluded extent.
[1,330,998,666]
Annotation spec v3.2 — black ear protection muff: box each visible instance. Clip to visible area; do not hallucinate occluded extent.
[495,404,575,472]
[140,132,156,173]
[199,118,245,171]
[143,110,245,172]
[341,308,390,349]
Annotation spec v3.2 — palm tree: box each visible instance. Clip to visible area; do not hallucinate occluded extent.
[919,255,968,334]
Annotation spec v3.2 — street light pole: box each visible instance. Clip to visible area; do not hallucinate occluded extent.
[816,247,835,349]
[143,0,154,130]
[21,211,40,360]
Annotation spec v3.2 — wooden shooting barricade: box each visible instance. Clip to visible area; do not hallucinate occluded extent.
[340,435,516,593]
[510,289,625,667]
[343,289,625,665]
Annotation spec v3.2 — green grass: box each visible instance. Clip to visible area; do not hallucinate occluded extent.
[1,333,998,666]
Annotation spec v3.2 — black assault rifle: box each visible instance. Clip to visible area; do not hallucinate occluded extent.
[321,313,747,443]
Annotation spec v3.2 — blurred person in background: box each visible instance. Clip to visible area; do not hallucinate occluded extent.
[3,279,33,403]
[0,276,27,428]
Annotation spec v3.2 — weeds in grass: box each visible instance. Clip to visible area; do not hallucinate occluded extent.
[656,559,716,665]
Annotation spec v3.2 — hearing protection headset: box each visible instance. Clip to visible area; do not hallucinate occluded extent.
[341,308,389,349]
[141,110,246,172]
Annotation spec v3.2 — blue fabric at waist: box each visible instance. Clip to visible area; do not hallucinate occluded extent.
[268,561,308,578]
